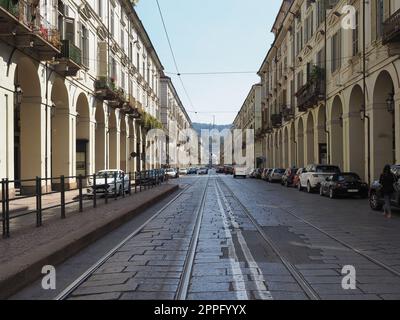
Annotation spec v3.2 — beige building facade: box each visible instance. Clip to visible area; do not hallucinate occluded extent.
[0,0,186,195]
[233,84,264,168]
[258,0,400,183]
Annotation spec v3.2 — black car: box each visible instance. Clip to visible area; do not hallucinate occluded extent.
[281,167,298,187]
[369,165,400,210]
[319,173,369,199]
[254,168,263,179]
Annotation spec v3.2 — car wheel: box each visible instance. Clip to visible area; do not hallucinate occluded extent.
[329,188,335,199]
[369,192,383,211]
[307,182,313,194]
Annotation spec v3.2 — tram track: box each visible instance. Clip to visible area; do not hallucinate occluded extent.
[55,178,209,301]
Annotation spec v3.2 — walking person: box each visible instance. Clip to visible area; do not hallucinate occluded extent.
[379,165,396,219]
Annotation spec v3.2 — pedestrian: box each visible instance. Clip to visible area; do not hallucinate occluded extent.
[379,164,396,219]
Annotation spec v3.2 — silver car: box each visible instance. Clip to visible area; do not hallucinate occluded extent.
[268,168,286,183]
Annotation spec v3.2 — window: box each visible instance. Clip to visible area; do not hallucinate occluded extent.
[110,11,115,37]
[80,24,89,67]
[352,11,359,56]
[331,30,341,73]
[376,0,384,38]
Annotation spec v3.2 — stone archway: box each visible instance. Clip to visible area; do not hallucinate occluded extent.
[14,57,42,194]
[330,96,344,170]
[297,117,305,168]
[317,106,328,164]
[76,93,91,177]
[120,115,127,172]
[348,85,366,179]
[109,109,119,169]
[372,70,396,179]
[290,122,296,167]
[306,112,315,165]
[51,78,71,187]
[284,126,289,168]
[95,103,106,172]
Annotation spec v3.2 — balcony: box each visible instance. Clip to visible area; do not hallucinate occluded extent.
[383,8,400,45]
[282,106,295,121]
[0,0,61,60]
[271,114,282,129]
[295,67,325,112]
[94,77,121,102]
[56,40,82,76]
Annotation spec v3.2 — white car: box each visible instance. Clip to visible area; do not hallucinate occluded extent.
[298,164,341,193]
[87,170,130,195]
[233,166,249,178]
[166,168,179,179]
[179,168,188,175]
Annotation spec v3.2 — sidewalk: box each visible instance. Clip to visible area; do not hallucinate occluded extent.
[0,183,179,299]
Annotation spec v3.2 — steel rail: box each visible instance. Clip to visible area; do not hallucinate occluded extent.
[217,177,320,300]
[55,182,193,300]
[174,177,209,300]
[230,177,400,279]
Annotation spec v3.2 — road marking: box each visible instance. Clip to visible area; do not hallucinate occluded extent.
[215,180,273,300]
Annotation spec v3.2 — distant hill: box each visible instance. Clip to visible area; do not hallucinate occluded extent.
[192,123,232,135]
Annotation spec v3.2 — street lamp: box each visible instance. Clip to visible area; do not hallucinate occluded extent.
[15,84,23,105]
[386,92,395,113]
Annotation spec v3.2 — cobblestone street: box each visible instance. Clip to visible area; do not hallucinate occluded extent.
[12,173,400,300]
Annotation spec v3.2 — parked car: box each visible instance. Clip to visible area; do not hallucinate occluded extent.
[298,164,341,193]
[198,167,209,175]
[216,166,225,174]
[187,167,197,175]
[179,168,188,175]
[262,168,273,181]
[166,168,179,179]
[320,173,369,199]
[369,165,400,210]
[282,167,298,187]
[293,168,306,188]
[224,166,234,175]
[268,168,286,183]
[255,168,264,179]
[234,166,248,179]
[88,170,130,196]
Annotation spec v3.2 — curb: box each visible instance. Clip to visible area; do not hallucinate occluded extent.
[0,184,179,299]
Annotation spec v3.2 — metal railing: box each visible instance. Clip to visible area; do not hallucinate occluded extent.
[383,8,400,44]
[0,170,166,238]
[60,39,82,66]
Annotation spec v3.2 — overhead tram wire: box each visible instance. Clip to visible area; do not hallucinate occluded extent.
[155,0,197,114]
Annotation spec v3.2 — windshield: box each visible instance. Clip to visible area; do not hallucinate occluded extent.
[316,166,341,173]
[337,174,360,182]
[97,171,120,178]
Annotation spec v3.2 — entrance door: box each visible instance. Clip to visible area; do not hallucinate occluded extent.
[319,143,327,165]
[76,139,88,177]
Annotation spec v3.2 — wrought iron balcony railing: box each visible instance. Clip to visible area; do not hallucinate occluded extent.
[295,67,325,112]
[282,106,295,121]
[383,8,400,44]
[0,0,61,59]
[271,114,282,128]
[57,40,82,76]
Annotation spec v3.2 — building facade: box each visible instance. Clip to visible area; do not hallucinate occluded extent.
[0,0,187,195]
[233,84,263,168]
[160,76,193,168]
[258,0,400,183]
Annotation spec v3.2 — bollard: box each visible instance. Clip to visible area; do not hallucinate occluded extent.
[122,173,125,198]
[114,172,118,200]
[5,179,9,238]
[36,177,42,227]
[128,172,132,196]
[78,175,83,213]
[61,176,66,219]
[105,173,109,204]
[93,173,97,208]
